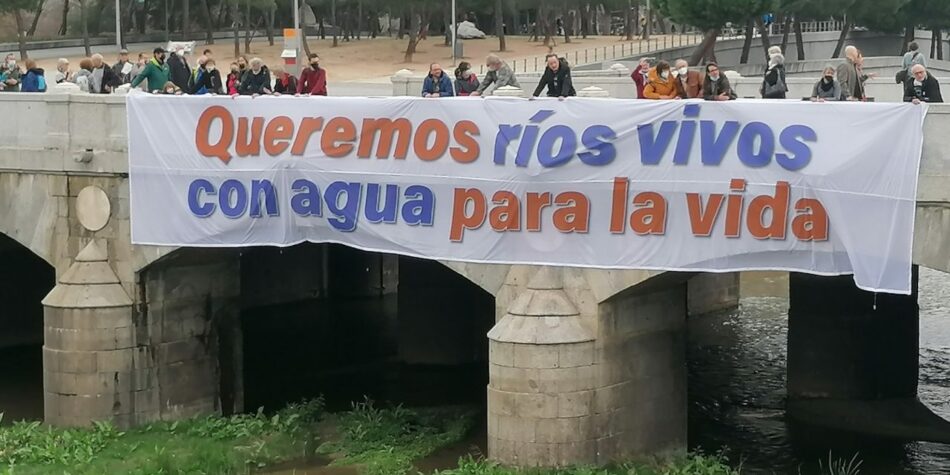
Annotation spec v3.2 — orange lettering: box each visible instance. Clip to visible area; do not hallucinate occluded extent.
[359,118,411,159]
[687,193,724,236]
[725,179,746,238]
[414,119,450,161]
[610,177,628,234]
[235,117,264,157]
[489,191,521,231]
[553,192,590,233]
[195,106,233,163]
[526,192,552,232]
[748,181,789,240]
[450,188,487,242]
[263,116,294,156]
[630,192,667,235]
[290,117,324,156]
[450,120,481,163]
[792,199,829,241]
[321,117,357,158]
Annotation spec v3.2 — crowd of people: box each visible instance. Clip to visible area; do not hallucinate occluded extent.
[0,41,942,104]
[0,45,329,97]
[629,43,942,104]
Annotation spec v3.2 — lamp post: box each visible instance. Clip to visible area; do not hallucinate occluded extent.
[115,0,122,50]
[294,0,301,73]
[451,0,457,65]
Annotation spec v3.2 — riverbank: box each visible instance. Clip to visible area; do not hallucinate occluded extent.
[0,397,739,475]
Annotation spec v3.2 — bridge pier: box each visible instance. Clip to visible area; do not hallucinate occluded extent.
[787,267,950,442]
[487,268,686,467]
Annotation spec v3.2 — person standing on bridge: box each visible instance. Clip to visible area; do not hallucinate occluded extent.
[643,61,680,100]
[20,59,46,93]
[54,58,72,85]
[761,53,787,99]
[131,48,171,93]
[837,46,866,101]
[422,63,454,98]
[167,45,192,92]
[89,54,119,94]
[0,54,22,92]
[297,54,328,96]
[904,64,943,104]
[239,58,273,96]
[113,49,133,85]
[702,63,736,101]
[532,54,576,99]
[470,54,519,96]
[674,59,703,99]
[901,42,927,76]
[630,57,653,99]
[454,62,480,96]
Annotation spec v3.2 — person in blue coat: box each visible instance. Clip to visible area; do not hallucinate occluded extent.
[422,63,454,98]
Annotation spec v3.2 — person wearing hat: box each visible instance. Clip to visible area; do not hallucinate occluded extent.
[131,47,171,93]
[113,49,133,85]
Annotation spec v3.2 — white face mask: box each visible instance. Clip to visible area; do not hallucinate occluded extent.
[660,70,669,80]
[709,74,720,81]
[678,67,688,76]
[207,65,215,72]
[6,60,15,68]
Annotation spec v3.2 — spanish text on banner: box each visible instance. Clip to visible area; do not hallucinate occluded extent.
[127,94,926,294]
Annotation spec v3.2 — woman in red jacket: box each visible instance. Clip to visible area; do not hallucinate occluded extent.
[630,57,653,99]
[297,53,327,96]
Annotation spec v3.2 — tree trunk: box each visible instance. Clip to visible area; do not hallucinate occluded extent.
[59,0,70,36]
[755,16,772,61]
[831,18,852,58]
[780,15,791,52]
[562,2,570,43]
[203,0,215,44]
[28,0,45,37]
[357,0,362,39]
[81,0,91,57]
[244,0,251,54]
[624,0,633,41]
[496,0,506,51]
[232,0,240,58]
[13,10,28,60]
[404,9,419,62]
[794,17,805,60]
[579,2,588,38]
[900,20,915,54]
[301,16,313,56]
[183,0,190,40]
[444,0,451,46]
[932,29,938,58]
[740,17,754,64]
[938,29,944,60]
[688,28,719,65]
[332,0,338,47]
[164,0,170,42]
[266,4,275,46]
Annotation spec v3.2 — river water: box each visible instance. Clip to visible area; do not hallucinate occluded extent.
[687,269,950,474]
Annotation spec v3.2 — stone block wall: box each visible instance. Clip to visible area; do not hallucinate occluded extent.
[141,249,243,420]
[687,272,740,316]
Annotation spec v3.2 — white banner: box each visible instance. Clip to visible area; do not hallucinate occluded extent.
[127,93,926,294]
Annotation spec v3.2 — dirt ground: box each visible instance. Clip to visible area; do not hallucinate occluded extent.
[29,34,686,83]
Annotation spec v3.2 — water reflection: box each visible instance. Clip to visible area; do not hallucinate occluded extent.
[688,270,950,474]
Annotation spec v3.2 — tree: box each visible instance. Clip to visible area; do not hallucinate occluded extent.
[659,0,774,65]
[496,0,506,50]
[80,0,91,57]
[0,0,37,58]
[27,0,45,36]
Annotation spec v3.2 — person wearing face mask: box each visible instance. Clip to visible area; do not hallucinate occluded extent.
[192,58,223,95]
[673,59,702,99]
[55,58,73,84]
[239,58,273,96]
[272,66,298,95]
[810,66,842,102]
[702,63,736,101]
[167,45,192,91]
[236,56,250,85]
[454,62,479,96]
[904,64,943,104]
[643,60,680,100]
[532,54,575,98]
[761,53,787,99]
[226,63,241,95]
[130,53,148,90]
[1,54,22,92]
[131,47,171,93]
[630,57,653,99]
[297,53,328,96]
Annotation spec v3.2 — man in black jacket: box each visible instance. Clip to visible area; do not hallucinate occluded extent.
[532,54,576,98]
[904,64,943,104]
[167,45,192,91]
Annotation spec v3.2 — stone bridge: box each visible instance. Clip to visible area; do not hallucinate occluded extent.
[1,93,949,467]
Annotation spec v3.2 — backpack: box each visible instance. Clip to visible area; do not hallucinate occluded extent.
[37,74,47,92]
[896,52,919,84]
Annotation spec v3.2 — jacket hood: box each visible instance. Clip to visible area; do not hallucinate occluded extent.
[28,67,45,74]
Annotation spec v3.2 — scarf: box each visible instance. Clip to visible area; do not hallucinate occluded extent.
[819,78,835,92]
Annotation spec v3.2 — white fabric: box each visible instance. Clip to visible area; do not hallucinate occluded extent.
[456,21,486,39]
[127,94,927,294]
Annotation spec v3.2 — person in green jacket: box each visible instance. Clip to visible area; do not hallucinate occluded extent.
[131,47,171,92]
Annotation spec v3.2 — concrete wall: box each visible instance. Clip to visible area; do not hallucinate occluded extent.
[687,273,740,316]
[0,235,54,349]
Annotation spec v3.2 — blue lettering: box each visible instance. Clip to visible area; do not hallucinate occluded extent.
[325,181,362,232]
[402,185,435,226]
[578,125,616,166]
[291,179,322,216]
[219,179,247,219]
[249,180,279,218]
[672,121,697,165]
[776,125,816,171]
[493,125,522,165]
[365,183,400,223]
[638,122,678,165]
[188,179,216,217]
[737,122,774,168]
[700,121,740,166]
[537,125,577,167]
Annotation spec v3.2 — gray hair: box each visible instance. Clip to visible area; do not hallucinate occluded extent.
[485,54,501,66]
[250,57,264,68]
[91,53,104,61]
[844,45,858,58]
[822,64,836,75]
[768,46,782,56]
[57,58,69,67]
[770,53,785,65]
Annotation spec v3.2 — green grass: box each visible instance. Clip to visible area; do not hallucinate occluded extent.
[0,398,326,475]
[319,397,478,475]
[433,454,740,475]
